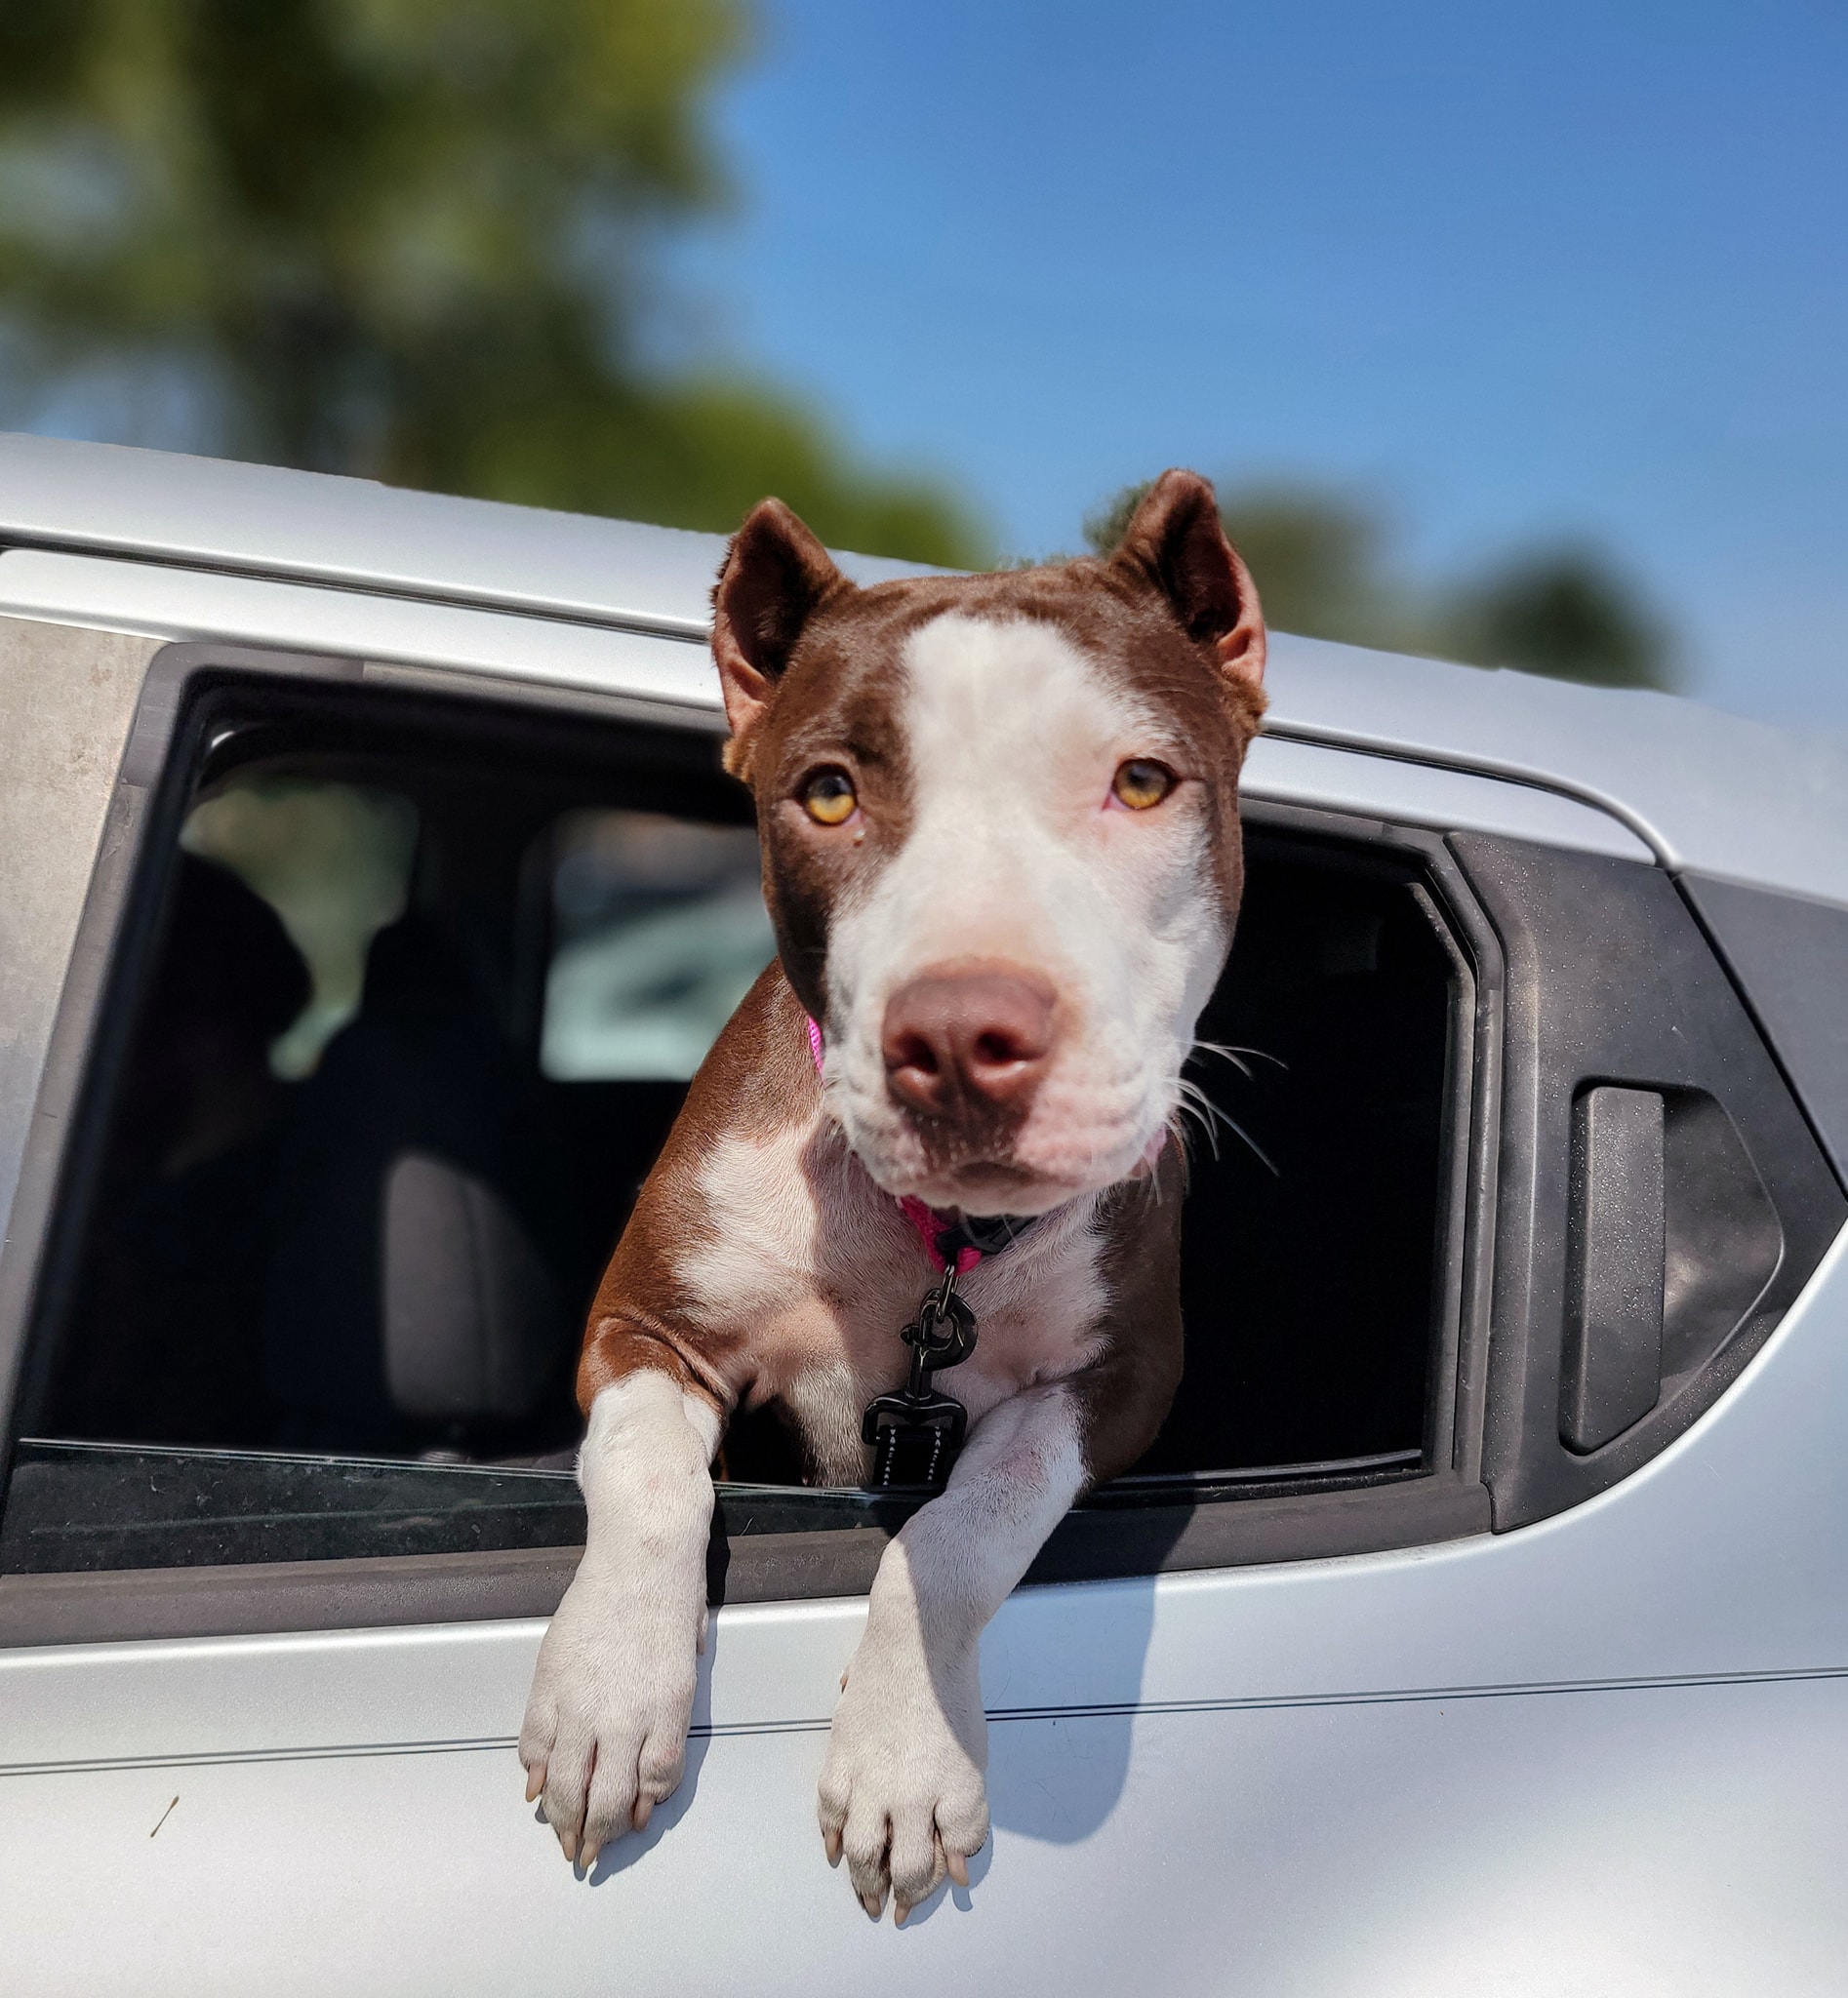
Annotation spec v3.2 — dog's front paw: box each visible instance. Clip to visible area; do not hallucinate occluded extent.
[817,1631,989,1924]
[518,1561,701,1869]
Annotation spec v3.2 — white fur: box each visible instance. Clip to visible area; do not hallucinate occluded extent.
[679,1107,1111,1481]
[678,1110,840,1328]
[519,1373,721,1867]
[818,1383,1090,1919]
[823,612,1227,1211]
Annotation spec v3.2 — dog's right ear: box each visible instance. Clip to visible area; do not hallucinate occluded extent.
[712,499,848,779]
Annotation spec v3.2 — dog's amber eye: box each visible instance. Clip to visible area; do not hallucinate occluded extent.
[802,768,858,825]
[1112,759,1177,810]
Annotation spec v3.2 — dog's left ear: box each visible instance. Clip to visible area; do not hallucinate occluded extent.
[712,499,849,779]
[1111,470,1265,717]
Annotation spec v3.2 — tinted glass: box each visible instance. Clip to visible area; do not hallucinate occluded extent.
[541,809,774,1081]
[4,682,1460,1582]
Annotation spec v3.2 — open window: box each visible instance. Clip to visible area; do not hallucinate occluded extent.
[2,664,1487,1602]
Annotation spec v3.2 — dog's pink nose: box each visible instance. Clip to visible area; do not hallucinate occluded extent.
[882,967,1057,1119]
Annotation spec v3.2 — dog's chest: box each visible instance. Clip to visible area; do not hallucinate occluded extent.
[677,1111,1109,1481]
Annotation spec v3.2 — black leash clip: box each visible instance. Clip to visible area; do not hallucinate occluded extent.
[863,1268,979,1490]
[904,1268,979,1375]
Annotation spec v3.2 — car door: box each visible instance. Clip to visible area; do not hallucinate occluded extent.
[4,597,1845,1996]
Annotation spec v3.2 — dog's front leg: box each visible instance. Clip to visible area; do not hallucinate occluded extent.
[520,1367,719,1868]
[818,1382,1087,1923]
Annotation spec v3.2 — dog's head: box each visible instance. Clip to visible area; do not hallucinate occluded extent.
[713,469,1266,1218]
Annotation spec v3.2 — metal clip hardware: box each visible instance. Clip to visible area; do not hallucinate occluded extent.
[862,1267,980,1491]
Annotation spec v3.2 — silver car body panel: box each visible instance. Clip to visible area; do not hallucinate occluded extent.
[1,435,1844,1989]
[0,544,1654,863]
[0,548,725,723]
[0,429,928,632]
[0,615,164,1276]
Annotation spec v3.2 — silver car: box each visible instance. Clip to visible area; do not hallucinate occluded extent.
[2,431,1845,1995]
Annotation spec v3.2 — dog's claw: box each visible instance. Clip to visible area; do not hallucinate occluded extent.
[861,1890,884,1920]
[947,1848,969,1887]
[823,1826,842,1866]
[630,1795,653,1833]
[524,1766,544,1804]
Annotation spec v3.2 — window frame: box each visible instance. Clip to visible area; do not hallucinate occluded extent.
[2,640,1511,1645]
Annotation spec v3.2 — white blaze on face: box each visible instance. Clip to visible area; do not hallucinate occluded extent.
[824,612,1230,1208]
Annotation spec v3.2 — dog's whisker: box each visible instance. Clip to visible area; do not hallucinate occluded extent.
[1216,1107,1280,1177]
[1190,1038,1288,1076]
[1176,1076,1280,1178]
[1173,1083,1223,1162]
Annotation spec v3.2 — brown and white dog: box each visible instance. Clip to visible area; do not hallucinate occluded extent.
[518,470,1266,1922]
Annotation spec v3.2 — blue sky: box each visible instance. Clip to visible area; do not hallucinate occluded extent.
[678,0,1848,729]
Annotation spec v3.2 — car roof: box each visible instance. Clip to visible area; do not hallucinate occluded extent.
[0,430,924,633]
[4,430,1845,907]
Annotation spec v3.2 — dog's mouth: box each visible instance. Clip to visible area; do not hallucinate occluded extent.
[904,1156,1063,1218]
[866,1108,1170,1218]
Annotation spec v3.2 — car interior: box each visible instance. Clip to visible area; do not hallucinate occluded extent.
[5,677,1465,1573]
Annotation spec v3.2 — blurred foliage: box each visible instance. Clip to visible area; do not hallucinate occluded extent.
[1443,552,1671,691]
[0,0,984,564]
[1085,482,1672,691]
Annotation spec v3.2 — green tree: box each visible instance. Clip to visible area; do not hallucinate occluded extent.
[1084,480,1672,690]
[0,0,984,565]
[1443,549,1669,690]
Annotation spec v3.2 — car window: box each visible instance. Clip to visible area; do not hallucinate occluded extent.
[2,675,1473,1594]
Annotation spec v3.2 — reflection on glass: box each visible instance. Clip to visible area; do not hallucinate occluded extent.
[542,810,774,1081]
[181,777,420,1078]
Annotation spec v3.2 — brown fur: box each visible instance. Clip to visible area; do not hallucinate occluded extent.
[577,965,813,1419]
[1075,1141,1189,1482]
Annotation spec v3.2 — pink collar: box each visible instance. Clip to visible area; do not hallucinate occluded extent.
[806,1014,983,1274]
